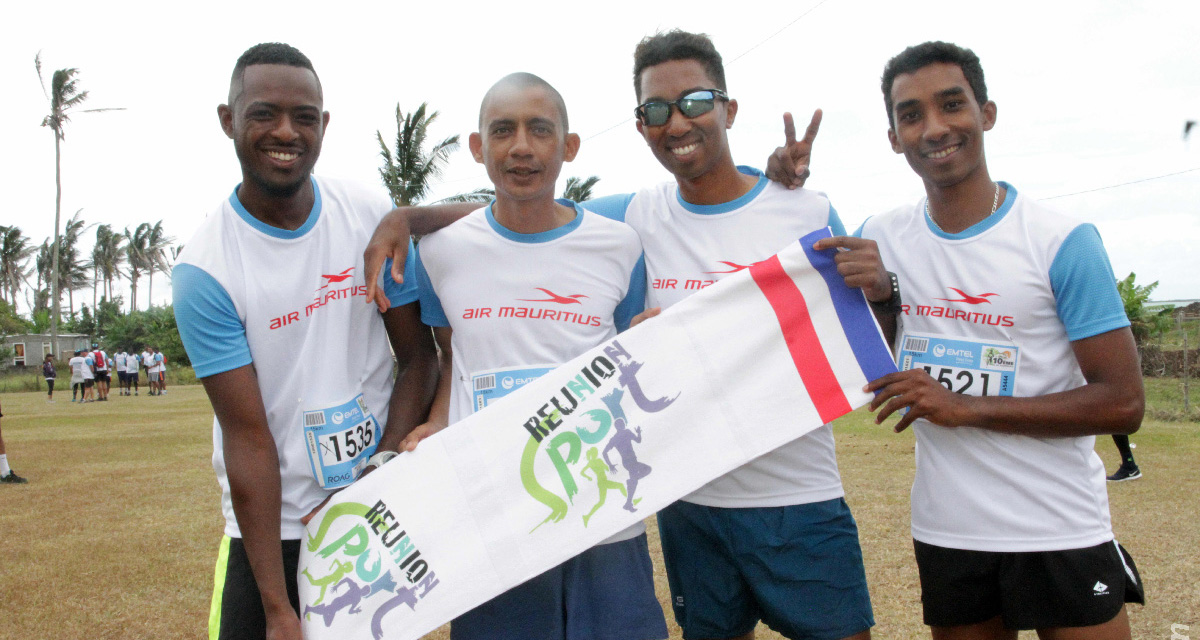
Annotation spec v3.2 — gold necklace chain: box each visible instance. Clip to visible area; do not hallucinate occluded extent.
[925,182,1001,234]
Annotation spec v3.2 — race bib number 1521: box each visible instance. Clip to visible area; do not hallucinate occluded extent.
[898,333,1019,397]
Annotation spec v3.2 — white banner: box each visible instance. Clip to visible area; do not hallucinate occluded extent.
[299,228,897,639]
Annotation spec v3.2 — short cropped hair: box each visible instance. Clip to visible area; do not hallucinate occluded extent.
[479,72,569,132]
[881,41,987,128]
[632,30,726,101]
[229,42,321,104]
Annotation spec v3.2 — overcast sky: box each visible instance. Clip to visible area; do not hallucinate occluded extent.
[4,0,1198,313]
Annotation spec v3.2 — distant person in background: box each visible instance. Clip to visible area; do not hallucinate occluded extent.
[82,350,96,403]
[0,400,29,484]
[69,350,86,402]
[157,349,168,395]
[43,354,56,402]
[1106,435,1141,481]
[126,348,140,396]
[142,345,158,396]
[114,349,128,396]
[91,344,110,402]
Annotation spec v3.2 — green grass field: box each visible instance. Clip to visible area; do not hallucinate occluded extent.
[0,383,1196,639]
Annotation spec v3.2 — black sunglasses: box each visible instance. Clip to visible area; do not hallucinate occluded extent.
[635,89,728,126]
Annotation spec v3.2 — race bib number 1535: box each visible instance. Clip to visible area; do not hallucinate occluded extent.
[302,394,379,489]
[898,333,1019,397]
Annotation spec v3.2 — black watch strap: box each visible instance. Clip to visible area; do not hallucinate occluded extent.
[869,271,902,315]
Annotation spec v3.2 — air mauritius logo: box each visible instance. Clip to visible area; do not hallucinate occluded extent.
[317,267,356,290]
[704,260,760,274]
[302,501,440,638]
[520,339,678,530]
[517,288,588,304]
[269,266,367,331]
[461,288,601,326]
[935,287,998,305]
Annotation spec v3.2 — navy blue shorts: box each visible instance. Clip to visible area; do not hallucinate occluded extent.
[451,533,667,640]
[658,498,874,640]
[209,536,301,640]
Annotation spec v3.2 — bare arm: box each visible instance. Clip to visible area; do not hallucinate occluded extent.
[400,326,455,452]
[200,365,302,640]
[376,301,440,454]
[867,327,1144,436]
[364,204,479,311]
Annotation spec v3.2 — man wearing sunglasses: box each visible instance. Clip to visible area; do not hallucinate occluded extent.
[362,30,892,640]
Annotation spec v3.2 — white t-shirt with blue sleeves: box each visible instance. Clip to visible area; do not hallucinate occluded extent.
[859,183,1128,552]
[415,200,646,544]
[173,175,418,540]
[587,166,849,509]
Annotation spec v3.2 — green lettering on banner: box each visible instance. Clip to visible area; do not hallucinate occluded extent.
[521,410,570,530]
[576,409,611,445]
[546,431,582,500]
[317,523,370,559]
[306,502,373,551]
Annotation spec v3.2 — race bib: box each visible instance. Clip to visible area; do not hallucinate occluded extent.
[898,333,1018,397]
[303,394,380,489]
[470,365,553,413]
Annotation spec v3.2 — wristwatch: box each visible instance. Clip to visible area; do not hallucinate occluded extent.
[869,271,902,315]
[365,450,399,470]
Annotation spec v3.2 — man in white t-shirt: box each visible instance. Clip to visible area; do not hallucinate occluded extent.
[855,41,1144,637]
[141,346,158,396]
[125,350,140,395]
[68,350,86,402]
[398,72,667,640]
[114,350,127,396]
[172,43,438,640]
[81,351,96,403]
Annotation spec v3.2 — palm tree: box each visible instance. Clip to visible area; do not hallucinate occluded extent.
[56,210,93,319]
[91,224,126,308]
[377,102,493,207]
[125,224,148,313]
[36,52,122,348]
[562,176,601,203]
[0,226,36,309]
[143,221,174,309]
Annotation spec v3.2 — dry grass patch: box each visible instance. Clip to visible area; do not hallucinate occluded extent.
[0,387,1194,639]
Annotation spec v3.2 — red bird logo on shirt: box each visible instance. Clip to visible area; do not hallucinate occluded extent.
[935,288,999,305]
[517,288,589,304]
[316,267,355,290]
[704,260,759,275]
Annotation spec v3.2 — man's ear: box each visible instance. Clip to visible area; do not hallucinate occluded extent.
[725,98,738,129]
[982,100,997,132]
[218,104,234,139]
[888,127,901,154]
[563,133,581,163]
[468,132,484,164]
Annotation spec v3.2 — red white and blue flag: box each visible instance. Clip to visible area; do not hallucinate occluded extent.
[300,228,896,639]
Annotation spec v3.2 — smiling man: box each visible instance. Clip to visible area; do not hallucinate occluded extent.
[172,43,438,640]
[859,41,1145,639]
[400,72,667,640]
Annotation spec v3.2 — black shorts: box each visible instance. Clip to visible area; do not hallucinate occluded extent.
[210,537,301,640]
[94,371,108,383]
[914,539,1144,630]
[83,379,94,388]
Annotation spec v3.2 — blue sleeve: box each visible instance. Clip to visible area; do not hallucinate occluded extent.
[851,216,872,239]
[614,254,648,332]
[583,193,635,223]
[826,203,847,237]
[382,238,420,307]
[413,244,450,327]
[1049,224,1130,341]
[172,263,253,378]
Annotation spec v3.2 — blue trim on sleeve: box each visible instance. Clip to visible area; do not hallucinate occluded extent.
[171,263,253,378]
[413,244,450,327]
[383,238,420,307]
[925,181,1016,239]
[614,254,648,332]
[1049,224,1130,341]
[676,166,768,214]
[583,193,635,223]
[485,200,584,243]
[851,217,871,239]
[799,228,898,383]
[228,176,322,239]
[826,203,847,237]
